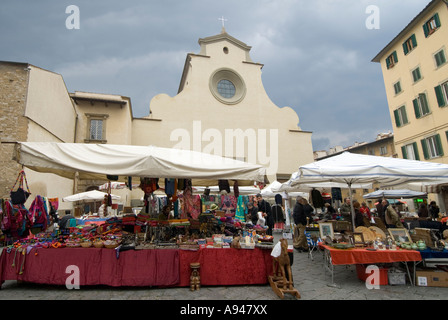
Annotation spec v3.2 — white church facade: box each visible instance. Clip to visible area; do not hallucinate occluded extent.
[0,29,314,210]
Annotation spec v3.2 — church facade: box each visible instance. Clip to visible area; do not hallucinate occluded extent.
[0,30,314,211]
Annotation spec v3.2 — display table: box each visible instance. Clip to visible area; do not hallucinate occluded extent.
[0,247,180,287]
[418,248,448,268]
[320,244,422,286]
[0,247,273,288]
[178,248,273,287]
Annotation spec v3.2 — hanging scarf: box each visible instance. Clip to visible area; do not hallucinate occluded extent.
[235,195,245,222]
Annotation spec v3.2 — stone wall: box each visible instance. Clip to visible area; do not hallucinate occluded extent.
[0,62,30,198]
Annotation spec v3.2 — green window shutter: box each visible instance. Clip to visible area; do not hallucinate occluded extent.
[413,98,421,118]
[421,139,430,159]
[423,23,429,37]
[435,85,446,107]
[435,134,444,156]
[419,93,430,114]
[441,51,446,65]
[402,42,409,55]
[386,58,390,69]
[401,107,408,124]
[401,146,408,159]
[435,13,441,28]
[412,142,420,160]
[394,109,401,127]
[393,51,398,63]
[411,34,417,47]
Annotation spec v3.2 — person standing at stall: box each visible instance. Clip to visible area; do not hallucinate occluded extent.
[382,199,403,228]
[417,203,429,219]
[429,201,440,221]
[256,194,273,235]
[247,202,258,225]
[293,197,308,252]
[339,197,351,221]
[323,203,336,220]
[360,202,371,220]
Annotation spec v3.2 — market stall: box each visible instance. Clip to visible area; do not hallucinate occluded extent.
[0,142,275,289]
[279,152,448,231]
[321,244,422,286]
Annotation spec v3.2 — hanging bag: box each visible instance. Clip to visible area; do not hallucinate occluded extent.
[10,170,31,205]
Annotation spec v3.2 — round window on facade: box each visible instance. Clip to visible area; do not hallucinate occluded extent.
[209,68,246,105]
[217,79,235,98]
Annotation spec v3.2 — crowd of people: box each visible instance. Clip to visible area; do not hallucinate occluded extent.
[292,194,442,251]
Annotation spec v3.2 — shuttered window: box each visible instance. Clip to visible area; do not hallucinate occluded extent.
[412,67,422,83]
[423,13,441,37]
[393,81,402,95]
[402,34,417,55]
[401,142,420,160]
[434,81,448,107]
[393,105,408,127]
[421,134,443,159]
[413,93,430,118]
[434,50,446,67]
[386,51,398,69]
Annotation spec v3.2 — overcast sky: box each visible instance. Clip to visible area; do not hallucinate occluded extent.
[0,0,432,151]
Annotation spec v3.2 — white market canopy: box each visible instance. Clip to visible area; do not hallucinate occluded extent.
[14,142,266,185]
[62,190,121,202]
[363,189,427,199]
[280,152,448,230]
[261,181,308,199]
[283,152,448,189]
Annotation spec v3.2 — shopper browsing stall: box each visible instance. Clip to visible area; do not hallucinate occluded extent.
[256,194,273,235]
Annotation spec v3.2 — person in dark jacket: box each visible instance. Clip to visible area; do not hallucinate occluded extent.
[293,197,308,252]
[429,201,440,221]
[301,198,314,225]
[353,200,365,227]
[247,202,258,225]
[256,194,273,235]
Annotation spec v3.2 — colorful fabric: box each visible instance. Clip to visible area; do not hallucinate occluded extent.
[235,196,245,222]
[29,195,49,230]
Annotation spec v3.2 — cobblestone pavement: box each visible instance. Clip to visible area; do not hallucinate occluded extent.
[0,233,447,301]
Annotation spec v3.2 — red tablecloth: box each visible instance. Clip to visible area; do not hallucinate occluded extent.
[0,247,179,287]
[321,244,422,265]
[0,247,273,288]
[178,248,273,287]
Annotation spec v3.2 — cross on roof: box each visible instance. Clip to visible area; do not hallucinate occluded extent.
[218,16,228,28]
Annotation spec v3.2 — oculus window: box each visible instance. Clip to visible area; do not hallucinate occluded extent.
[209,68,246,105]
[217,79,236,98]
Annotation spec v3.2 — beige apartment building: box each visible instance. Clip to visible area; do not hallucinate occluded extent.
[372,0,448,208]
[0,29,314,212]
[373,0,448,164]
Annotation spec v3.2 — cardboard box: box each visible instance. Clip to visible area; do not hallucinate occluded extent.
[416,269,448,287]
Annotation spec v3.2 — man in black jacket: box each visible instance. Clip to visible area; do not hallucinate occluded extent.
[293,197,308,252]
[256,194,273,235]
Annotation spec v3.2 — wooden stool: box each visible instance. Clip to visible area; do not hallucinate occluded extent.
[190,262,201,291]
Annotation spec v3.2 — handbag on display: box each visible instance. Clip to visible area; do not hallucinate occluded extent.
[10,170,31,205]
